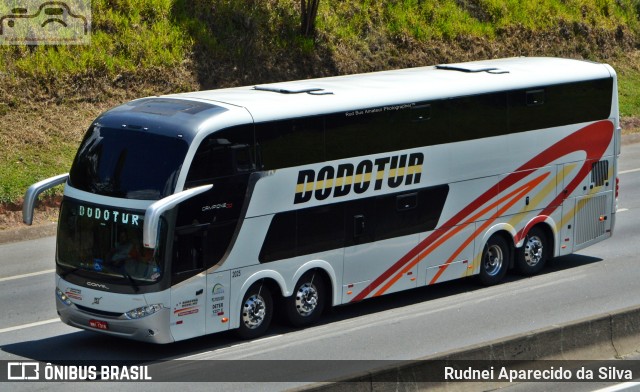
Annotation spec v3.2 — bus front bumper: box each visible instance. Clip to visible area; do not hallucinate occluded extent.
[57,299,174,344]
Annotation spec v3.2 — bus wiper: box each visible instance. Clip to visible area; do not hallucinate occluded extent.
[120,271,140,293]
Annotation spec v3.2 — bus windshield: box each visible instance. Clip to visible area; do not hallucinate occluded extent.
[69,126,189,200]
[57,198,164,285]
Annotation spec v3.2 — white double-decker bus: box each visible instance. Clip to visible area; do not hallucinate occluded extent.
[24,57,619,343]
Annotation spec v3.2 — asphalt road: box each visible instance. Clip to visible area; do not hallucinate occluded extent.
[2,142,640,391]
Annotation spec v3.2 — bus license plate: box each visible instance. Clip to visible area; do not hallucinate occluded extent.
[89,319,109,330]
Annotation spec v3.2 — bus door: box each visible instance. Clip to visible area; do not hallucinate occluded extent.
[169,224,208,341]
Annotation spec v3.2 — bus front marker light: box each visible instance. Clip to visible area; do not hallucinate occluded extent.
[56,288,72,306]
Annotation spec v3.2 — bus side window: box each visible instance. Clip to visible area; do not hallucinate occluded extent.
[325,100,449,161]
[508,79,613,133]
[297,204,345,255]
[374,185,449,242]
[448,92,508,142]
[259,212,296,262]
[255,117,324,170]
[185,125,255,186]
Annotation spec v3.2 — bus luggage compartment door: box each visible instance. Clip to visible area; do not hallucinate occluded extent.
[170,275,206,341]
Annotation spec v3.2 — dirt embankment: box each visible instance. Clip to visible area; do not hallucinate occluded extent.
[0,195,61,230]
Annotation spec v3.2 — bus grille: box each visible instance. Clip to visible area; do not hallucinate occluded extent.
[75,304,124,319]
[575,194,607,246]
[591,160,609,187]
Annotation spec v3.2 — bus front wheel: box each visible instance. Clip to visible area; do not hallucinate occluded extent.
[237,283,273,339]
[286,271,326,328]
[479,235,510,286]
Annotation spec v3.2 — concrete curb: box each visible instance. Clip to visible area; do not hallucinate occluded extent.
[0,222,56,245]
[622,133,640,146]
[296,304,640,391]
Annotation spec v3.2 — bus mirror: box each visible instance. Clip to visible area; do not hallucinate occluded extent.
[143,184,213,249]
[23,173,69,225]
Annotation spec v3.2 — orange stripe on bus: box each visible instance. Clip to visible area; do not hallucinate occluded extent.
[353,121,613,303]
[373,172,550,296]
[429,178,541,284]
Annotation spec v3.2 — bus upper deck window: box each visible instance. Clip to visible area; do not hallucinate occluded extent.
[186,125,255,184]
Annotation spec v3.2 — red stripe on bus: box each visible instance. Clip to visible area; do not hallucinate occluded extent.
[373,173,549,295]
[351,120,613,302]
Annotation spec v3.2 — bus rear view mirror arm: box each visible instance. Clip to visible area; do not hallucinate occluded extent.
[23,173,69,225]
[143,184,213,249]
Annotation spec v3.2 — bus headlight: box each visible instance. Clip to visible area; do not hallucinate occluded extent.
[125,304,164,320]
[55,288,73,306]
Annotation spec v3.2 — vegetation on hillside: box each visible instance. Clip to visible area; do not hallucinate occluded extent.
[1,0,640,209]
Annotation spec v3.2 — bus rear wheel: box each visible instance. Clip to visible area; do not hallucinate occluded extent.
[479,235,510,286]
[516,227,548,275]
[286,271,326,328]
[237,283,273,339]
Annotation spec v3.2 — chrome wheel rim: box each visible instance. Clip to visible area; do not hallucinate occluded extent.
[484,244,504,276]
[524,236,544,266]
[295,282,318,317]
[242,294,266,329]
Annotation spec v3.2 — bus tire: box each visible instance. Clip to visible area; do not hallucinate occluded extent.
[237,283,273,339]
[515,227,548,276]
[479,235,510,286]
[286,271,326,328]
